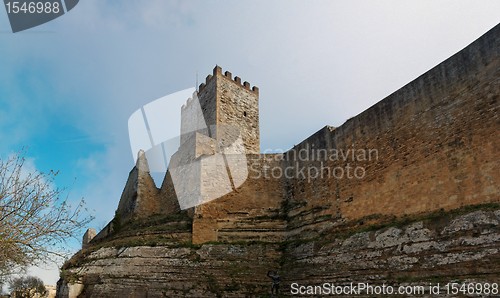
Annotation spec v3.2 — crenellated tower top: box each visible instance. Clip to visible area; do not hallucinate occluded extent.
[198,66,259,95]
[181,65,260,154]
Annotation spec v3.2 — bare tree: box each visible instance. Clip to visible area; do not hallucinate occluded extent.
[0,153,93,280]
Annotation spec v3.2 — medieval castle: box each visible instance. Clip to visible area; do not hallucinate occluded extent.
[59,23,499,297]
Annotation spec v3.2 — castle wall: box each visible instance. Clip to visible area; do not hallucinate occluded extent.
[117,23,498,244]
[191,24,499,243]
[115,151,161,222]
[284,24,499,235]
[282,126,345,239]
[192,154,287,244]
[158,170,181,214]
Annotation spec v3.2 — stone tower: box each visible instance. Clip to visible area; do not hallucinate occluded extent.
[196,65,260,154]
[170,66,259,211]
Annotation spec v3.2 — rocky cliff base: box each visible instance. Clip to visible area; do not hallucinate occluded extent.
[58,204,499,297]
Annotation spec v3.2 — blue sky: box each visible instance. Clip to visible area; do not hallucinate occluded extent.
[1,0,499,286]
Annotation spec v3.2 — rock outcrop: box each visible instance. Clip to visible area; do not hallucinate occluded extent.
[282,209,500,289]
[59,206,499,297]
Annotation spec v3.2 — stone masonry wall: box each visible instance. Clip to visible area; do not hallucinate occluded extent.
[198,71,218,138]
[115,151,161,221]
[216,67,260,154]
[283,23,499,238]
[198,66,260,154]
[180,92,209,146]
[192,154,287,244]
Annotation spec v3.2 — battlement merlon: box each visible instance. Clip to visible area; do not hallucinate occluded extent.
[199,66,259,94]
[181,92,197,111]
